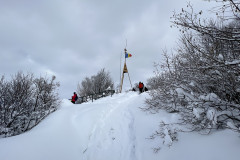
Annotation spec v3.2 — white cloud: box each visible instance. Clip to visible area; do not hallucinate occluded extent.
[0,0,217,98]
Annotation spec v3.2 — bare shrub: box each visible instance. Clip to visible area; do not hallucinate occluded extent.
[145,0,240,143]
[0,72,61,137]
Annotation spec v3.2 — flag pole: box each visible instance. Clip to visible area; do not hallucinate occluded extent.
[120,43,133,93]
[119,49,126,93]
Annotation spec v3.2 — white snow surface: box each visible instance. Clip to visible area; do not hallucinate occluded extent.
[0,92,240,160]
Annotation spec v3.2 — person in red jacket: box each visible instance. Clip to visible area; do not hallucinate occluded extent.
[139,82,144,93]
[71,92,78,104]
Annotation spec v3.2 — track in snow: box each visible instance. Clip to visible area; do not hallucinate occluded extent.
[77,93,139,160]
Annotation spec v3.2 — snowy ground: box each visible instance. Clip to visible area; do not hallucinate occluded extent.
[0,92,240,160]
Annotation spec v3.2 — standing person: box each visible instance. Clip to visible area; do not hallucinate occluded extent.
[139,82,143,93]
[142,82,145,92]
[71,92,78,104]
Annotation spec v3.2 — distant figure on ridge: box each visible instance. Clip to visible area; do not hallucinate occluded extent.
[71,92,78,104]
[138,82,144,93]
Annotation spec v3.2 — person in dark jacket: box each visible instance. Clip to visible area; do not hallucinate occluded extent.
[144,86,148,92]
[71,92,78,104]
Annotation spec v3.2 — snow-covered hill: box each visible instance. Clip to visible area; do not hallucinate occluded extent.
[0,92,240,160]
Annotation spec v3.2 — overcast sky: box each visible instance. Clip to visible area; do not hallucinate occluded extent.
[0,0,216,98]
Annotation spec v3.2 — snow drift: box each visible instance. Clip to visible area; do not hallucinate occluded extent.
[0,92,240,160]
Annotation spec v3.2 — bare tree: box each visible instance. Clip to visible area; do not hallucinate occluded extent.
[0,72,61,137]
[77,77,94,96]
[77,68,114,96]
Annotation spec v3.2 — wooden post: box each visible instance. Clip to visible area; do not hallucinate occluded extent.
[120,71,124,93]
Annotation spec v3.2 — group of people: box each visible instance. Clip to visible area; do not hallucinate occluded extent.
[71,81,147,104]
[138,81,148,93]
[132,81,148,93]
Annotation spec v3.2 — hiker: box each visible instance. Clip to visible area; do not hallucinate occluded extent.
[71,92,78,104]
[144,86,148,92]
[139,82,144,93]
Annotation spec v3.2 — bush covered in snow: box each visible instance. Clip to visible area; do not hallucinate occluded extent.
[146,0,240,137]
[0,72,61,137]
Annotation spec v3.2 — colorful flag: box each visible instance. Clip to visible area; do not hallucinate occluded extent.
[125,53,132,58]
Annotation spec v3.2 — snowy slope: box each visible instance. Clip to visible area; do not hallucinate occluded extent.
[0,92,240,160]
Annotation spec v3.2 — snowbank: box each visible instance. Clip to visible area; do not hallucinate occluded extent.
[0,92,240,160]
